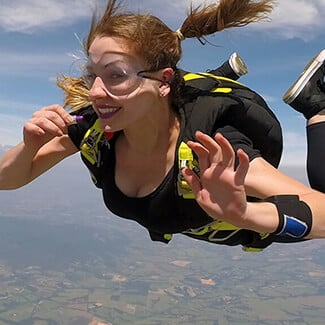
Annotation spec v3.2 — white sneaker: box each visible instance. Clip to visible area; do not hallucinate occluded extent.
[229,52,248,77]
[283,49,325,119]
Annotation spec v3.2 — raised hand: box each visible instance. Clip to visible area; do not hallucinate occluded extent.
[182,131,250,226]
[23,104,73,150]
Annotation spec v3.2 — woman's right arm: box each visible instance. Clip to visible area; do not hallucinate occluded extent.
[0,104,79,190]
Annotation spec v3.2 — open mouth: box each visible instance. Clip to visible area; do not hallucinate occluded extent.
[97,106,121,119]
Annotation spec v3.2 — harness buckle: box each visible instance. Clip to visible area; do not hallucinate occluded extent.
[177,142,200,198]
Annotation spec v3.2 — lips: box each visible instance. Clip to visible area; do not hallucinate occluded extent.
[96,105,121,119]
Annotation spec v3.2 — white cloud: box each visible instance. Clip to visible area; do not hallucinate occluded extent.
[1,0,324,40]
[129,0,325,41]
[259,0,325,40]
[0,0,94,33]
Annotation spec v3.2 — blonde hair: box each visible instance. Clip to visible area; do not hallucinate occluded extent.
[58,0,275,112]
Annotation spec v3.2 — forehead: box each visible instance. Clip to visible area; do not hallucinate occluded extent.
[88,36,141,65]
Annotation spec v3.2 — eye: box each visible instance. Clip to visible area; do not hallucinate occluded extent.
[104,68,129,85]
[83,73,96,88]
[110,71,127,79]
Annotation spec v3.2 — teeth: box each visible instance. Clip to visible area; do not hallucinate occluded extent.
[98,107,120,114]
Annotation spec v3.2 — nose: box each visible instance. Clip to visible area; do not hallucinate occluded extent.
[88,77,109,100]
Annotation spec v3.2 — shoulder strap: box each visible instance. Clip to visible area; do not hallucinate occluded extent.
[79,118,114,186]
[184,72,245,94]
[80,119,114,166]
[80,119,105,166]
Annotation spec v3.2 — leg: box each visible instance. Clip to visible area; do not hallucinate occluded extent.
[207,52,248,80]
[283,49,325,192]
[306,121,325,192]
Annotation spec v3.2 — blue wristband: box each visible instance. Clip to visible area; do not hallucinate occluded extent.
[265,195,312,239]
[276,214,308,238]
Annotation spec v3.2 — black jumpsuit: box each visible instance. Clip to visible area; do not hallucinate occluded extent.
[68,79,317,251]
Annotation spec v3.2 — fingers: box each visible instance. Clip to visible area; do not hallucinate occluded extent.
[39,104,73,127]
[186,139,211,172]
[213,134,249,184]
[235,148,250,185]
[182,167,202,196]
[183,132,250,222]
[28,104,73,137]
[212,133,235,167]
[193,131,223,165]
[187,131,249,184]
[43,104,73,124]
[23,104,74,149]
[188,131,234,169]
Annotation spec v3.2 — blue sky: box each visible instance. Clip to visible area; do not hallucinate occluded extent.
[1,0,324,168]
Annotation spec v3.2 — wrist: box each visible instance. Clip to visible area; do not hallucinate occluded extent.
[264,195,313,238]
[21,141,41,159]
[240,201,279,234]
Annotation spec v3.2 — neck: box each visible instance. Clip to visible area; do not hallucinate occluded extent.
[121,109,180,156]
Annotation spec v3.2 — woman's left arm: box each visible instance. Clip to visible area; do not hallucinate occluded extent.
[182,131,325,239]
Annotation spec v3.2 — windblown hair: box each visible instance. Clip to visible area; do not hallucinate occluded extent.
[58,0,275,112]
[58,75,91,110]
[181,0,274,39]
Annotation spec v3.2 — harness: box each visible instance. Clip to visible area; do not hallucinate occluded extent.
[79,72,282,251]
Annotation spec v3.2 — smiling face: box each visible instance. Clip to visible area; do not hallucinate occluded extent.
[82,6,184,131]
[87,36,169,133]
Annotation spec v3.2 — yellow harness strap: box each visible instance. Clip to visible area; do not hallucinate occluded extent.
[177,141,197,199]
[80,119,104,166]
[183,72,244,94]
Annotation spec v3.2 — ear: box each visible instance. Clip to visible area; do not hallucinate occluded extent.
[159,68,174,96]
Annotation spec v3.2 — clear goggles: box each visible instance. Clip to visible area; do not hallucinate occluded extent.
[84,54,168,97]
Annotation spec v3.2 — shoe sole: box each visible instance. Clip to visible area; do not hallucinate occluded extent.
[229,52,248,77]
[283,49,325,104]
